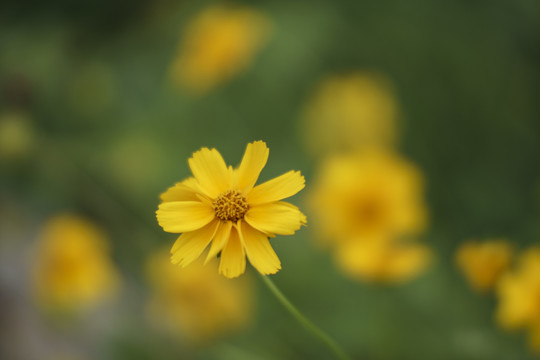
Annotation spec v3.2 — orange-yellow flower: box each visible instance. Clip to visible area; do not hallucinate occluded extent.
[301,72,398,157]
[456,239,513,292]
[496,246,540,351]
[145,248,253,341]
[308,148,430,283]
[170,5,271,94]
[156,141,306,278]
[309,149,427,243]
[31,214,120,311]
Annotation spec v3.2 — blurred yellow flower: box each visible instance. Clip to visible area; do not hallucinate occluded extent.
[146,249,253,341]
[170,5,272,94]
[308,149,430,283]
[496,247,540,352]
[156,141,306,278]
[335,237,432,283]
[455,239,513,292]
[301,72,399,157]
[310,149,426,243]
[31,214,120,311]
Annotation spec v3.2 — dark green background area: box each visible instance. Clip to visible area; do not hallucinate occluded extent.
[1,1,540,359]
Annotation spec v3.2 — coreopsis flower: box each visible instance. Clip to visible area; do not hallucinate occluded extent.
[146,249,253,341]
[496,247,540,352]
[301,72,398,157]
[308,149,430,283]
[156,141,306,278]
[170,5,272,95]
[31,214,120,311]
[456,239,513,292]
[335,237,432,283]
[310,149,426,243]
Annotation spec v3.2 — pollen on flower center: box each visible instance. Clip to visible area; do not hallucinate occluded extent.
[213,190,249,222]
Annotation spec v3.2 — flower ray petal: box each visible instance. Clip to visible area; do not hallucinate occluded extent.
[248,170,305,205]
[237,141,269,193]
[205,221,233,264]
[245,201,306,235]
[239,222,281,275]
[188,147,229,198]
[171,220,220,267]
[218,227,246,278]
[156,201,215,233]
[159,178,200,202]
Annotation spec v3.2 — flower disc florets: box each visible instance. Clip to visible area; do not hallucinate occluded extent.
[213,190,249,222]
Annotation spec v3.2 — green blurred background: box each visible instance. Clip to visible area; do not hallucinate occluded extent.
[1,0,540,359]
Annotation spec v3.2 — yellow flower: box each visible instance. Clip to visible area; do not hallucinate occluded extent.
[309,149,426,243]
[170,5,271,94]
[335,237,432,283]
[31,214,120,311]
[146,248,253,341]
[455,239,513,292]
[301,72,398,157]
[156,141,306,278]
[496,247,540,351]
[308,149,430,283]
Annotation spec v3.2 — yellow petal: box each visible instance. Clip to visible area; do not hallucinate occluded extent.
[245,201,306,235]
[171,220,219,267]
[205,221,232,264]
[188,147,230,198]
[239,222,280,275]
[237,141,269,193]
[219,227,246,278]
[496,273,536,329]
[248,170,305,205]
[156,201,215,233]
[159,178,200,202]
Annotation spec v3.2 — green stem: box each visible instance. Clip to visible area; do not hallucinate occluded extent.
[260,275,352,360]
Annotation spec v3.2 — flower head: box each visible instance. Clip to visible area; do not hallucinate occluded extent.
[310,149,426,243]
[146,248,253,341]
[301,72,398,157]
[156,141,306,278]
[456,239,513,292]
[170,5,272,95]
[308,148,430,283]
[496,246,540,351]
[31,214,120,311]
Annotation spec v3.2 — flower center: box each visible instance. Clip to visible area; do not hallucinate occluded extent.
[213,190,249,222]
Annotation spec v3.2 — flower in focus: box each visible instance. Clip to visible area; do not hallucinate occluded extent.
[301,72,399,157]
[31,214,120,311]
[456,239,513,292]
[496,247,540,352]
[308,149,430,283]
[170,5,272,95]
[145,248,253,341]
[156,141,306,278]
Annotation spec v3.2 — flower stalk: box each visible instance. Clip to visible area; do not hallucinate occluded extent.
[260,275,352,360]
